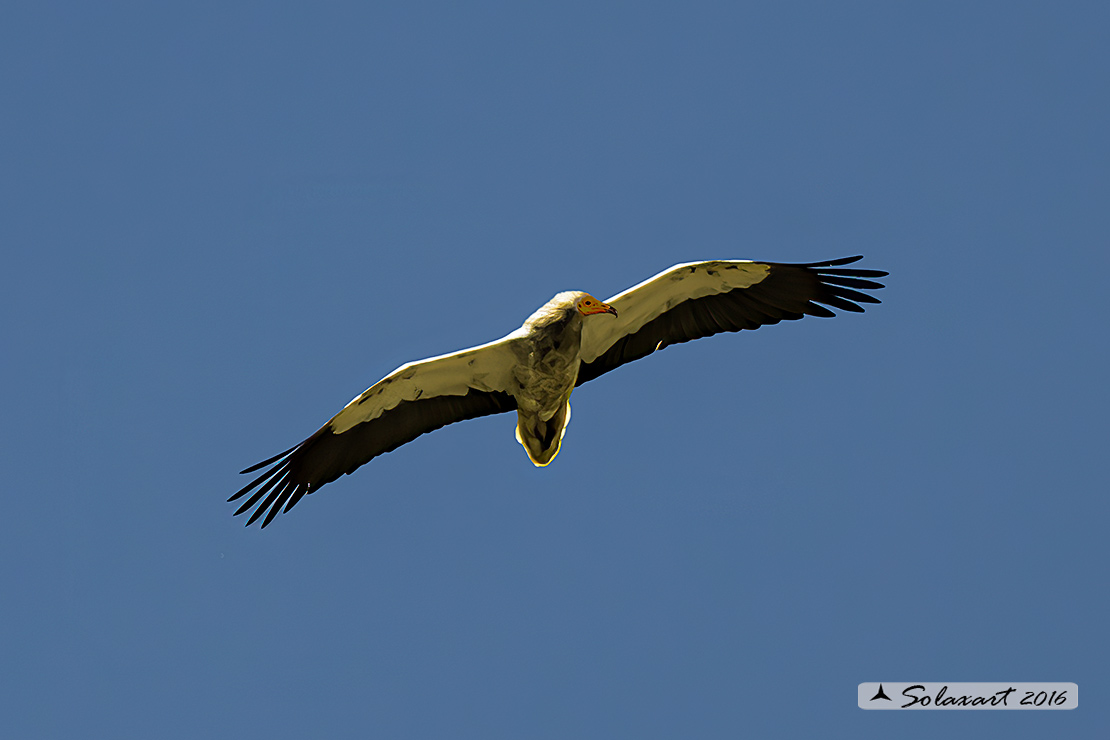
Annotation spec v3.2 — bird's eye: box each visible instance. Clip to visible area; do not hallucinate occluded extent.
[584,300,592,305]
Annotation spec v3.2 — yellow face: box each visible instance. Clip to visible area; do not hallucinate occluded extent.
[576,294,618,317]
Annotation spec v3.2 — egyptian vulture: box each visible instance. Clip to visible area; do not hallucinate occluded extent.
[231,256,886,527]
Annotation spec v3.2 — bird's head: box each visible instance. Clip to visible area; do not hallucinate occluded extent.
[576,293,618,317]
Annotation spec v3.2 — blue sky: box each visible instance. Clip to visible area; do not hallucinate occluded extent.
[2,1,1106,737]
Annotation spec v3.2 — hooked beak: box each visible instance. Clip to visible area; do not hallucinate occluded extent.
[587,302,617,317]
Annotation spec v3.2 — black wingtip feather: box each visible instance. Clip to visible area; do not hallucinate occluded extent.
[234,470,289,516]
[802,302,837,318]
[284,485,310,513]
[239,443,300,474]
[247,480,291,527]
[820,267,889,279]
[819,275,887,291]
[824,284,882,305]
[228,467,273,502]
[263,483,301,528]
[799,255,865,268]
[817,294,867,313]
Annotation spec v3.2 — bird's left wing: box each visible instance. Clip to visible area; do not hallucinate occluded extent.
[229,333,523,527]
[577,256,887,385]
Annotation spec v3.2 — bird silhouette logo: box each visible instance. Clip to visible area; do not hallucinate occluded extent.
[870,684,892,701]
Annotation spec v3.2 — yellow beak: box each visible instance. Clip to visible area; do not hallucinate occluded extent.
[584,302,618,317]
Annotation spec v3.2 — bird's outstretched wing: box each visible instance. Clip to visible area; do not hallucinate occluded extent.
[229,335,522,527]
[577,256,887,385]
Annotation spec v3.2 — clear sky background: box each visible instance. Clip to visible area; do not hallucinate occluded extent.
[2,2,1107,738]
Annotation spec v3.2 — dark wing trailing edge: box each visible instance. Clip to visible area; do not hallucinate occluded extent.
[576,256,887,386]
[229,389,517,528]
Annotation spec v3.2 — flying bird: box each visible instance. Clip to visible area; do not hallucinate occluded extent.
[231,256,886,527]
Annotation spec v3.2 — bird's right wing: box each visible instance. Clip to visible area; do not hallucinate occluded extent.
[229,332,524,527]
